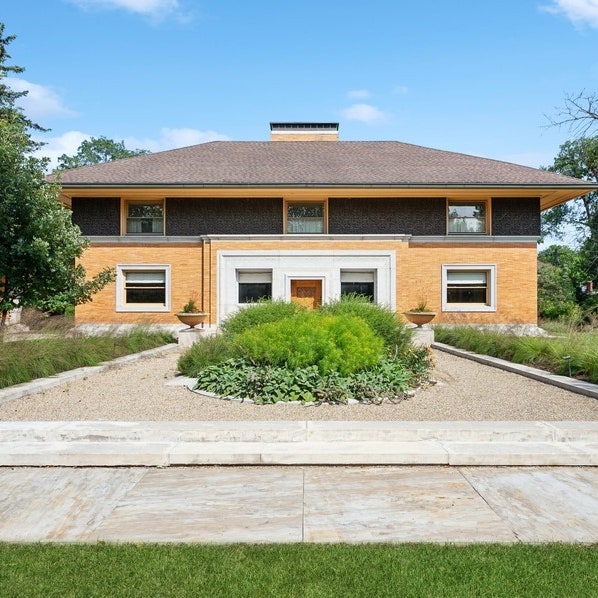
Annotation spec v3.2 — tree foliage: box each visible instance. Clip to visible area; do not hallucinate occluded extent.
[0,23,45,144]
[57,136,150,170]
[541,137,598,300]
[537,246,581,319]
[0,23,114,325]
[542,137,598,241]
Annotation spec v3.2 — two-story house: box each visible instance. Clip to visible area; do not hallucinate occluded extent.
[56,123,595,330]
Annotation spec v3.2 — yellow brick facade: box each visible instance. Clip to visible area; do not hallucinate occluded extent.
[398,242,538,324]
[76,243,204,324]
[76,238,538,326]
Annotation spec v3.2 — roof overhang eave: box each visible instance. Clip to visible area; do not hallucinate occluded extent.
[58,182,597,210]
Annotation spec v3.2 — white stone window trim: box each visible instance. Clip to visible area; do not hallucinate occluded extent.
[218,250,395,323]
[441,264,497,312]
[116,264,171,312]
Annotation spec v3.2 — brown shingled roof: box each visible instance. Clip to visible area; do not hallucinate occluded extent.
[56,140,592,189]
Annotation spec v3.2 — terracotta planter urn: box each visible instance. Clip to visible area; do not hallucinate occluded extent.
[403,310,436,327]
[175,312,208,329]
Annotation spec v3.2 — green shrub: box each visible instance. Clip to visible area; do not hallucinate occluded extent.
[318,295,411,353]
[234,312,385,375]
[177,333,240,376]
[220,300,307,336]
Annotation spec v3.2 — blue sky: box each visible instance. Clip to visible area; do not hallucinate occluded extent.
[3,0,598,172]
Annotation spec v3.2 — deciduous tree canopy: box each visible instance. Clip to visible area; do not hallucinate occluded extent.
[57,136,150,170]
[0,23,113,325]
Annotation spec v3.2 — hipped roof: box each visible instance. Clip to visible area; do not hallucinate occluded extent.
[56,140,596,210]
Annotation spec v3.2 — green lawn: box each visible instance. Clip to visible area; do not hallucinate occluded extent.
[0,543,596,597]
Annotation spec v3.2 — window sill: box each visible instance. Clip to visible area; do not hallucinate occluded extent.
[116,306,170,313]
[442,305,496,313]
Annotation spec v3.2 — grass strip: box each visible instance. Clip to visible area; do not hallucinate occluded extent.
[0,328,175,389]
[435,326,598,383]
[0,543,596,597]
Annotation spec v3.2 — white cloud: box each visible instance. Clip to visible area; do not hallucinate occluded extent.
[34,131,91,170]
[542,0,598,28]
[342,103,389,124]
[35,127,229,170]
[68,0,184,19]
[125,127,230,151]
[347,89,371,99]
[6,78,76,119]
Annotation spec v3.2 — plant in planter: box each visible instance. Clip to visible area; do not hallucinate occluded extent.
[176,292,208,329]
[403,295,436,327]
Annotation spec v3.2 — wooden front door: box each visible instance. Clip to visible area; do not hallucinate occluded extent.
[290,279,322,310]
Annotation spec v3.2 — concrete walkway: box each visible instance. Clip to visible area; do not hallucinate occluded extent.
[0,464,596,543]
[0,420,596,543]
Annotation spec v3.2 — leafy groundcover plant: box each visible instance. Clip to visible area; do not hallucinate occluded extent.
[179,298,432,404]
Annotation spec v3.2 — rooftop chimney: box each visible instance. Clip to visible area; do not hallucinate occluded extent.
[270,122,339,141]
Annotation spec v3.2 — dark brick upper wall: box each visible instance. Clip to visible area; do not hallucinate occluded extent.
[70,196,541,237]
[71,198,120,236]
[492,198,541,236]
[328,198,447,235]
[166,198,283,235]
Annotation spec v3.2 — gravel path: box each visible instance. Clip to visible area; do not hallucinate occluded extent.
[0,347,596,421]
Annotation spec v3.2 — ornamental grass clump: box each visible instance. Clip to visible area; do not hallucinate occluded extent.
[177,333,240,373]
[0,327,174,389]
[234,312,385,376]
[435,325,598,383]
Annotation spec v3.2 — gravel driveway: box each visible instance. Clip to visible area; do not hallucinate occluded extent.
[0,347,596,421]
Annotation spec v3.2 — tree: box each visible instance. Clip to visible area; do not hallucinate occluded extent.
[542,137,598,240]
[548,91,598,137]
[0,23,45,144]
[0,24,113,325]
[537,245,584,320]
[57,136,150,170]
[542,137,598,287]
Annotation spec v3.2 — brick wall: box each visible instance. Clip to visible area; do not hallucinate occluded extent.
[75,238,538,325]
[75,243,204,324]
[71,198,120,236]
[329,198,446,234]
[399,242,538,324]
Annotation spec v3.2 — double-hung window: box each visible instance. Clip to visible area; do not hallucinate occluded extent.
[286,201,326,233]
[116,265,170,312]
[125,200,164,235]
[442,265,496,312]
[447,201,488,234]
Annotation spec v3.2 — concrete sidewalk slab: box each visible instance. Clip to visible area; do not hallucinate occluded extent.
[0,465,596,543]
